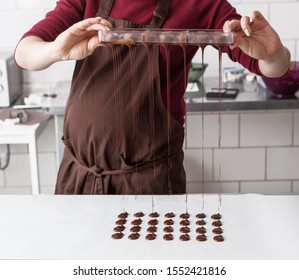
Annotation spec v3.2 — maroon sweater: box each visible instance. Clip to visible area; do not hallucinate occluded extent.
[22,0,262,125]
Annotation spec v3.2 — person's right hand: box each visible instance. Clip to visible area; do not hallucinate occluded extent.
[54,17,113,61]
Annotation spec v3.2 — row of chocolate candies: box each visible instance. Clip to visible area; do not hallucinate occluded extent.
[128,211,144,240]
[179,212,191,241]
[163,212,175,240]
[211,213,224,242]
[146,212,159,240]
[195,213,207,241]
[111,211,128,239]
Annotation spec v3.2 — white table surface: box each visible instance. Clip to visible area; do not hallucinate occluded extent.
[0,194,298,260]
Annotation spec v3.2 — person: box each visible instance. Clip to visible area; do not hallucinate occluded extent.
[15,0,290,195]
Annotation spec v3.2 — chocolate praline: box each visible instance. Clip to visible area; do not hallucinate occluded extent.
[212,220,222,227]
[115,219,126,225]
[128,233,140,240]
[147,226,157,233]
[148,219,158,225]
[113,225,125,232]
[130,226,141,232]
[118,212,128,219]
[213,235,225,242]
[180,227,190,233]
[163,233,174,241]
[196,219,206,226]
[164,219,174,225]
[146,233,156,240]
[131,218,142,225]
[179,213,190,219]
[163,226,174,233]
[180,219,190,226]
[180,234,190,241]
[165,212,175,218]
[134,212,144,218]
[196,227,206,234]
[111,232,124,239]
[196,234,207,242]
[212,227,223,234]
[149,212,159,218]
[211,213,222,220]
[196,213,206,219]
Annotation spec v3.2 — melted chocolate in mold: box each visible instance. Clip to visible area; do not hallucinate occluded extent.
[113,225,125,232]
[112,232,124,239]
[148,219,158,226]
[196,227,206,234]
[163,233,174,241]
[180,219,190,226]
[196,219,206,226]
[212,220,222,227]
[212,227,223,234]
[196,234,207,242]
[180,234,190,241]
[149,212,159,218]
[164,219,174,225]
[146,233,156,240]
[211,213,222,220]
[179,213,190,219]
[147,226,157,233]
[180,227,190,233]
[131,218,142,225]
[115,219,126,225]
[165,212,175,218]
[163,226,174,233]
[134,212,144,218]
[118,212,128,219]
[196,213,206,219]
[213,235,225,242]
[128,233,140,240]
[130,226,141,232]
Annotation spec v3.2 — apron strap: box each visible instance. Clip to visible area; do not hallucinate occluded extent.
[98,0,171,27]
[150,0,171,28]
[97,0,114,19]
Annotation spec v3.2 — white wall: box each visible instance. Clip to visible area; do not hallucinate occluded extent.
[185,110,299,194]
[0,0,299,194]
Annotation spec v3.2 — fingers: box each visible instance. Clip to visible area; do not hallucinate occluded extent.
[223,10,267,38]
[73,17,113,32]
[223,17,252,37]
[250,10,265,23]
[241,15,252,37]
[223,19,242,33]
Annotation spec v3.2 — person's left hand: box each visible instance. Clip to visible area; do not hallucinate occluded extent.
[223,10,283,61]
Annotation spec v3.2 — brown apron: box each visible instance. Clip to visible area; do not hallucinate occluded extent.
[55,0,186,195]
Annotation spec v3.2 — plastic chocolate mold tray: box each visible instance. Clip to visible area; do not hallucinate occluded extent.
[99,29,234,46]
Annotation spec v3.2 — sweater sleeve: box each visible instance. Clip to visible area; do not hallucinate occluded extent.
[21,0,86,42]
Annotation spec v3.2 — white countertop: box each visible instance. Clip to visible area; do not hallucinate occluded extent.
[0,194,298,260]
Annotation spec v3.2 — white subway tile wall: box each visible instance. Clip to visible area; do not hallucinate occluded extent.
[0,0,299,194]
[267,147,299,180]
[185,110,299,194]
[214,148,266,181]
[240,112,293,147]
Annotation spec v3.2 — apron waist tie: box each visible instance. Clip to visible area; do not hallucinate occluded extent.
[64,142,180,194]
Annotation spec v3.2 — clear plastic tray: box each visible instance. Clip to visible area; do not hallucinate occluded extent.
[98,29,234,45]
